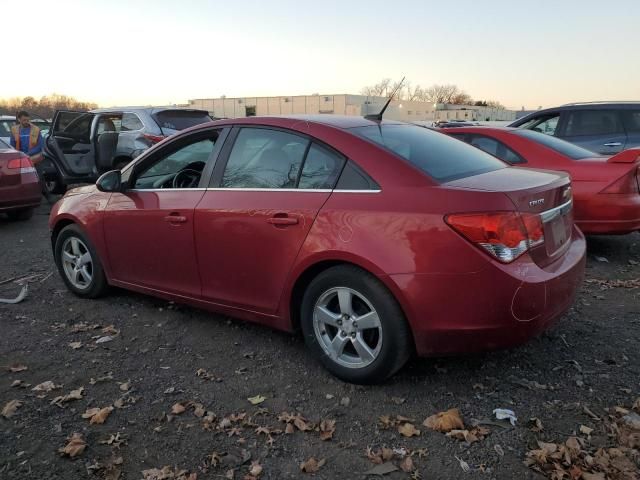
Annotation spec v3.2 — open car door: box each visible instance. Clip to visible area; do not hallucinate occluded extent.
[46,110,97,177]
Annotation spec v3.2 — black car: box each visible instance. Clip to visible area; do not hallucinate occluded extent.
[41,107,211,193]
[509,102,640,155]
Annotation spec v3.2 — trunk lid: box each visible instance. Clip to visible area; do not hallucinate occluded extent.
[446,167,573,267]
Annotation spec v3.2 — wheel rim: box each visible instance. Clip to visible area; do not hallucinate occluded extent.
[312,287,383,369]
[61,237,93,290]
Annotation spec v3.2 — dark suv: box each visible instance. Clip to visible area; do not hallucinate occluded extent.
[508,102,640,155]
[41,107,211,193]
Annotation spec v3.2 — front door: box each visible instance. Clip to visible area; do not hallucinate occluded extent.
[103,128,224,297]
[46,110,96,176]
[195,126,345,314]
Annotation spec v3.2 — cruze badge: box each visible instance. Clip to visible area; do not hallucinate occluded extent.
[529,198,545,207]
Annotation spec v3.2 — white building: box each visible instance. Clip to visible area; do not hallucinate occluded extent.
[188,94,515,122]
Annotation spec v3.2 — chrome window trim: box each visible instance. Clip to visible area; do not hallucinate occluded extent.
[125,187,382,193]
[127,188,208,192]
[540,199,573,223]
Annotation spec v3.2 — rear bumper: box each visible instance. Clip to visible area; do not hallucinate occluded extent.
[0,181,41,212]
[575,193,640,234]
[389,226,586,356]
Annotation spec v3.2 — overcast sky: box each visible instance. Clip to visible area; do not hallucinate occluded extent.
[4,0,639,109]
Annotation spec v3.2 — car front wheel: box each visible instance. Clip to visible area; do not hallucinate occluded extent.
[54,225,108,298]
[300,265,413,384]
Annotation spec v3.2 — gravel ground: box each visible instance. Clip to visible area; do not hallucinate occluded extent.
[0,203,639,479]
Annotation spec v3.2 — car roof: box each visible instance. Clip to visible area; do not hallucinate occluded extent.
[439,126,516,133]
[90,106,209,114]
[205,114,405,130]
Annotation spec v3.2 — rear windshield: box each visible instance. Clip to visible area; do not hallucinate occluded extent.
[512,129,598,159]
[351,124,506,182]
[152,110,211,131]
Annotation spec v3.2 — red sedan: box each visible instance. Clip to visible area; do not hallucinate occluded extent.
[0,139,41,220]
[49,116,585,383]
[440,126,640,235]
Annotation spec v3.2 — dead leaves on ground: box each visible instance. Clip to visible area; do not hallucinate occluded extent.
[300,457,326,473]
[141,466,197,480]
[32,380,62,393]
[58,432,86,458]
[365,446,419,476]
[1,399,23,418]
[82,405,114,424]
[423,408,465,433]
[51,387,84,407]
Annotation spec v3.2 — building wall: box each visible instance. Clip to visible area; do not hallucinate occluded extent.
[189,95,515,122]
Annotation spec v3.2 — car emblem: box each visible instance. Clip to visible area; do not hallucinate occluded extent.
[529,198,545,207]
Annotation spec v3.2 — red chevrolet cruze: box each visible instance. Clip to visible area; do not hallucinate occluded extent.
[49,116,586,383]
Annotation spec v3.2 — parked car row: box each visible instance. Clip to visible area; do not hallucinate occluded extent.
[0,138,41,220]
[48,114,587,384]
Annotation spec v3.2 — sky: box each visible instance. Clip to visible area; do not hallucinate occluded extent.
[3,0,640,109]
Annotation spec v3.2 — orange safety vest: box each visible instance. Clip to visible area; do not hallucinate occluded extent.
[11,123,40,152]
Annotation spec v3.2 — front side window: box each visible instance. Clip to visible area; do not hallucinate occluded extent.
[54,111,93,137]
[222,128,308,188]
[469,135,526,164]
[518,114,560,136]
[564,110,623,136]
[134,133,218,189]
[351,124,505,183]
[121,113,144,131]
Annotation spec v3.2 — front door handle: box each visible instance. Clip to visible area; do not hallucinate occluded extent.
[164,214,188,223]
[603,142,622,147]
[267,216,298,226]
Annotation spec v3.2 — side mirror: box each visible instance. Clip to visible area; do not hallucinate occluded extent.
[96,170,122,192]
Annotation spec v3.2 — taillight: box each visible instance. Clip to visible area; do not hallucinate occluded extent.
[143,134,165,144]
[7,156,37,174]
[445,211,545,263]
[602,166,640,194]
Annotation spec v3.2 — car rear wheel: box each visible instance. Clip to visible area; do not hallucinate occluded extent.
[7,208,34,221]
[54,225,108,298]
[300,265,413,384]
[43,175,67,195]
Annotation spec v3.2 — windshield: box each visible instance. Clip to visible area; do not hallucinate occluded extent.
[351,124,506,183]
[512,129,598,159]
[152,110,211,132]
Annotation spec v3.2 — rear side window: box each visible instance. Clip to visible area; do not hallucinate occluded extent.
[298,144,345,189]
[468,135,526,164]
[222,128,308,188]
[564,110,623,136]
[335,161,380,190]
[622,110,640,132]
[512,129,598,159]
[351,124,505,183]
[121,113,143,131]
[152,110,211,131]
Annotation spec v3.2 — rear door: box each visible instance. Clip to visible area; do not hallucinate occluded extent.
[621,109,640,149]
[559,109,627,154]
[194,126,345,314]
[46,110,96,175]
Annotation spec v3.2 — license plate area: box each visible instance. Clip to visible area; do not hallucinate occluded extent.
[541,200,573,257]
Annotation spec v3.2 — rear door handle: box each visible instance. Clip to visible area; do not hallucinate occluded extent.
[267,217,298,226]
[603,142,622,147]
[164,214,188,223]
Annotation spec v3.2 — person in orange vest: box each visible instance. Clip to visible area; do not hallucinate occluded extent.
[10,111,44,164]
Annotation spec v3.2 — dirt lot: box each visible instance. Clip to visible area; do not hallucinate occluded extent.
[1,203,639,479]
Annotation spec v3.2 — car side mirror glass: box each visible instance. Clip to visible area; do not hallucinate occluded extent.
[96,170,122,192]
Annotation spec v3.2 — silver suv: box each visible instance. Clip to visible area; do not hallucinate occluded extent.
[41,107,211,193]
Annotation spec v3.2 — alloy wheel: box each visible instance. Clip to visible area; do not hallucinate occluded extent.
[312,287,383,369]
[61,237,93,290]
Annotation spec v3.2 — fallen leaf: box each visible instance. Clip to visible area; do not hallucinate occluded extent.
[423,408,464,432]
[68,341,83,350]
[399,456,415,472]
[32,380,62,393]
[319,419,336,441]
[249,461,262,476]
[398,422,421,437]
[9,364,27,372]
[172,402,187,415]
[58,433,86,457]
[364,462,398,476]
[102,325,120,335]
[285,423,295,434]
[632,398,640,412]
[1,400,22,418]
[446,426,490,444]
[10,379,30,388]
[529,417,544,432]
[247,395,266,405]
[293,416,313,432]
[51,387,85,406]
[580,425,594,436]
[300,457,326,473]
[82,406,113,424]
[119,381,130,392]
[96,335,114,344]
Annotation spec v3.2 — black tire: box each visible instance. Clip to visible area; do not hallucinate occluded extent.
[43,175,67,195]
[300,265,413,384]
[7,208,34,221]
[54,224,108,298]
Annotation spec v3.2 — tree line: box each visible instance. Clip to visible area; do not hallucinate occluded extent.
[361,79,505,109]
[0,94,98,120]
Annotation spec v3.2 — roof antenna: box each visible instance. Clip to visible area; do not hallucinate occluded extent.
[365,76,406,121]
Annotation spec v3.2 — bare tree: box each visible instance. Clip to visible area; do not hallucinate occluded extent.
[361,78,392,97]
[486,100,506,110]
[423,84,471,104]
[0,94,98,119]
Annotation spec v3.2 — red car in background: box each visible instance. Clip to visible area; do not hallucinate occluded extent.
[0,139,41,220]
[49,116,585,383]
[441,126,640,235]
